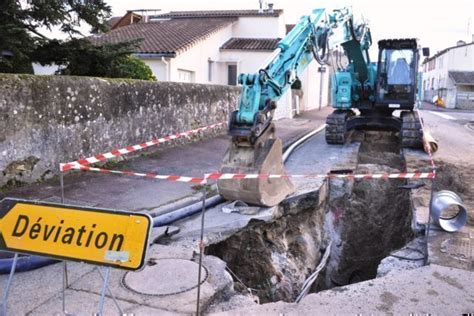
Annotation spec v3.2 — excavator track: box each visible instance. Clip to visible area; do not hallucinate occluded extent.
[401,111,423,148]
[325,110,353,144]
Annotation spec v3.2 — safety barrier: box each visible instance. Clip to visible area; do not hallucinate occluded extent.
[60,122,226,172]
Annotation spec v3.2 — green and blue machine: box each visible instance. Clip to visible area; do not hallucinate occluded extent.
[218,7,428,206]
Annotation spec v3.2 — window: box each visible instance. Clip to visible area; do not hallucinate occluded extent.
[377,48,415,101]
[228,64,237,86]
[177,69,194,83]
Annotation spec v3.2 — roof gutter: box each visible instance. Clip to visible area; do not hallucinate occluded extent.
[134,52,176,58]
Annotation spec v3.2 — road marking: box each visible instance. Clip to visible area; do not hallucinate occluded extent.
[429,111,456,120]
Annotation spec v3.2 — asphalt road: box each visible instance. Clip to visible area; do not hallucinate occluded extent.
[419,109,474,164]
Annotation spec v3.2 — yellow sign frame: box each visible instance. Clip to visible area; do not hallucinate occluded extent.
[0,198,152,271]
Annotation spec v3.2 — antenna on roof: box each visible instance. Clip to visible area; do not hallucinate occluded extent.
[268,3,274,13]
[258,0,264,13]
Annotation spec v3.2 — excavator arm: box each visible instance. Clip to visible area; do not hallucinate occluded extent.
[229,8,330,140]
[218,8,359,207]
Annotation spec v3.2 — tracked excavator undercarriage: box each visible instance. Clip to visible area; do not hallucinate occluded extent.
[325,110,424,147]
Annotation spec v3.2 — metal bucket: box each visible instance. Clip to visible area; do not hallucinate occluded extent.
[430,190,468,232]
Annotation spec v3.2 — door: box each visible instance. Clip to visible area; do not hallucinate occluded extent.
[227,64,237,86]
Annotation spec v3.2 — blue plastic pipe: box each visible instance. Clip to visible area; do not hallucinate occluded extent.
[0,255,58,274]
[153,194,222,227]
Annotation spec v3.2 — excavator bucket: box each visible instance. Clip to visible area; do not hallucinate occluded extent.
[217,124,295,207]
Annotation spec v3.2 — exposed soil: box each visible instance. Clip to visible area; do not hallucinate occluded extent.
[410,160,474,226]
[325,132,413,286]
[207,131,419,306]
[206,199,327,303]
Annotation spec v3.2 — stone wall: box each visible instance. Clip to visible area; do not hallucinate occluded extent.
[0,74,240,187]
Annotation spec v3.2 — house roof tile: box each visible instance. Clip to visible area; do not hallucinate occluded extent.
[286,24,296,34]
[220,38,280,51]
[449,71,474,85]
[91,18,236,56]
[153,9,283,19]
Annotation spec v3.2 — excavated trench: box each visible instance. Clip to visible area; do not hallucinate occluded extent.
[325,132,413,287]
[207,131,415,304]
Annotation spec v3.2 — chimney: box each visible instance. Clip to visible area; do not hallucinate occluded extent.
[472,34,474,43]
[268,3,274,13]
[258,0,264,13]
[457,40,466,46]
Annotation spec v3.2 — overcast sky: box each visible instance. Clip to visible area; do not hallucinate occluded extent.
[107,0,473,56]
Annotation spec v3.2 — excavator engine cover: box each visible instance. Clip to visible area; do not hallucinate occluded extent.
[218,124,295,207]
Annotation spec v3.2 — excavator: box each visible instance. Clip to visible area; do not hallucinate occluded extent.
[218,7,428,207]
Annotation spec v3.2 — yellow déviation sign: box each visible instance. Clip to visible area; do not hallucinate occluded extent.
[0,198,152,270]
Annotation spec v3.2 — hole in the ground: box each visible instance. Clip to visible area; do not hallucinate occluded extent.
[207,131,415,304]
[326,132,413,288]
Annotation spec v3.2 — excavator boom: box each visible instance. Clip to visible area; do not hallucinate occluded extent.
[218,8,355,207]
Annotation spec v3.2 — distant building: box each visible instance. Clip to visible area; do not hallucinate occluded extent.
[91,8,329,119]
[421,37,474,109]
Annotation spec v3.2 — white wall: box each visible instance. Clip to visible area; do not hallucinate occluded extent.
[168,24,235,83]
[141,58,169,81]
[32,63,60,75]
[219,50,271,75]
[299,61,329,111]
[231,16,286,38]
[134,13,328,120]
[218,49,292,120]
[448,44,474,71]
[422,43,474,108]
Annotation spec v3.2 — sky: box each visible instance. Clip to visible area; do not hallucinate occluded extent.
[106,0,474,57]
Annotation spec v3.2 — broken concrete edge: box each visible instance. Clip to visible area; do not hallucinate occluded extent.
[212,263,474,315]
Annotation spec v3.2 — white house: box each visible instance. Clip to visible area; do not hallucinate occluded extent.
[421,38,474,109]
[92,8,330,119]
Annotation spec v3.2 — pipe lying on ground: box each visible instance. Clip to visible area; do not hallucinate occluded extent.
[430,190,467,232]
[153,194,223,227]
[423,130,438,154]
[0,256,58,275]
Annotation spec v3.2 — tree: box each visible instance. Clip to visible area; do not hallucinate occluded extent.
[110,55,157,81]
[0,0,155,81]
[1,0,112,73]
[35,38,155,80]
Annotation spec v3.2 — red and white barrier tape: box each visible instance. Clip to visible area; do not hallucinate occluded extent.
[60,122,226,172]
[66,164,206,184]
[205,172,436,180]
[68,164,435,182]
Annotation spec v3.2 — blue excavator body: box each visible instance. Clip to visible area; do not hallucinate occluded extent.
[218,7,426,206]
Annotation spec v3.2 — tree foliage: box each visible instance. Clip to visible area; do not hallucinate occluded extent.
[0,0,155,80]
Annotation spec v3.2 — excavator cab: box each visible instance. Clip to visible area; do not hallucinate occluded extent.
[375,39,419,110]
